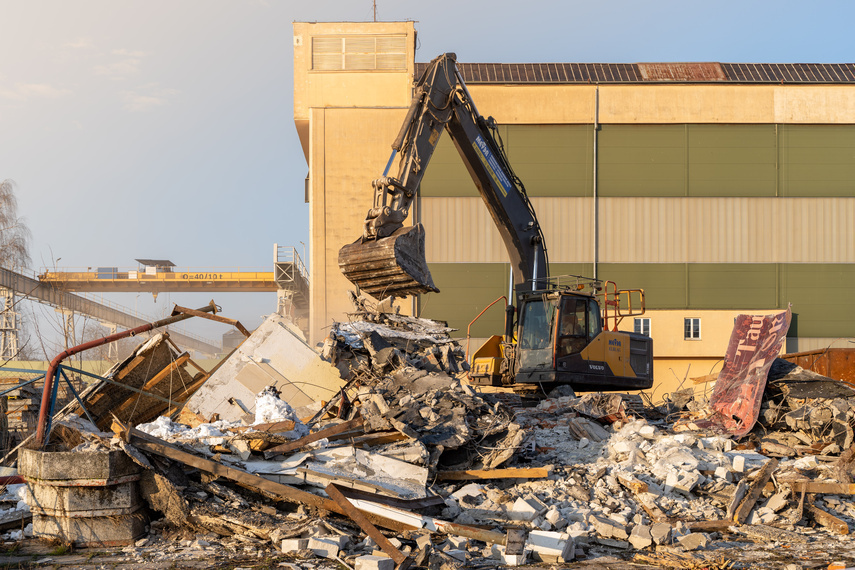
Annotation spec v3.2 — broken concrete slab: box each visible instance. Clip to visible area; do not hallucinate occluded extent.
[185,314,345,422]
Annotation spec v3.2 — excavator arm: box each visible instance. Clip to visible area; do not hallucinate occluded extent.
[339,52,548,298]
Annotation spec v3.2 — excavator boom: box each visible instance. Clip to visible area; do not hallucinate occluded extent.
[338,53,547,298]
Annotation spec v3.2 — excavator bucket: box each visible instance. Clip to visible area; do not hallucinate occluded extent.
[338,223,439,298]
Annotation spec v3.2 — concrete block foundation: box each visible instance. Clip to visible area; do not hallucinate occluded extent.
[20,448,147,546]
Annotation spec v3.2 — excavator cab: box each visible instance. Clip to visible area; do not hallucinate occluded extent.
[471,285,653,393]
[510,289,653,392]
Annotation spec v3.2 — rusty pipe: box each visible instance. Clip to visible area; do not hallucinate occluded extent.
[0,476,25,485]
[35,301,218,447]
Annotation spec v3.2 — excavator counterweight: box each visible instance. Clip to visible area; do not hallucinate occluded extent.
[338,224,438,298]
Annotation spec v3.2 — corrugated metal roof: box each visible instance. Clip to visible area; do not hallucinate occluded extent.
[638,63,727,82]
[415,62,855,84]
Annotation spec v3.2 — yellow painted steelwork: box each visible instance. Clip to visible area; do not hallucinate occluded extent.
[39,269,277,293]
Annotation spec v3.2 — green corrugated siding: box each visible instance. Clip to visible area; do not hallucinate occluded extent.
[421,123,855,198]
[419,130,479,197]
[687,264,777,308]
[597,263,687,308]
[688,125,778,196]
[780,125,855,197]
[420,263,855,339]
[779,264,855,337]
[598,125,687,196]
[420,263,511,338]
[505,125,593,196]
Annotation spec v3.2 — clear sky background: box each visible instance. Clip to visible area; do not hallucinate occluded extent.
[2,0,853,354]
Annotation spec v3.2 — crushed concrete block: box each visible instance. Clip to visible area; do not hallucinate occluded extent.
[638,425,657,439]
[714,466,734,482]
[677,532,711,551]
[446,536,469,549]
[650,522,671,545]
[509,496,548,521]
[591,514,628,540]
[629,524,653,549]
[281,538,308,552]
[526,530,574,562]
[308,536,342,558]
[492,545,528,566]
[733,455,746,473]
[355,556,394,570]
[544,506,561,526]
[595,537,631,549]
[764,491,789,513]
[450,483,483,503]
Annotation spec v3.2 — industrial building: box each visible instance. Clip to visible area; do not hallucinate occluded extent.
[293,21,855,396]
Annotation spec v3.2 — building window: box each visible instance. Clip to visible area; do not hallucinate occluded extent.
[312,35,407,71]
[684,318,701,340]
[634,317,650,336]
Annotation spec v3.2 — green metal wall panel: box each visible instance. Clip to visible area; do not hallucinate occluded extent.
[421,262,855,339]
[688,125,778,196]
[780,125,855,197]
[505,125,593,197]
[419,132,479,197]
[598,125,687,196]
[779,264,855,337]
[687,264,778,308]
[420,263,511,338]
[598,263,687,308]
[421,124,855,199]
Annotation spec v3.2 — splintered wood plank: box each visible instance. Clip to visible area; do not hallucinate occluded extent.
[616,473,648,494]
[113,421,414,533]
[765,481,855,495]
[733,458,778,524]
[806,502,850,535]
[262,417,364,459]
[111,353,192,418]
[116,355,146,380]
[325,483,412,568]
[436,467,553,481]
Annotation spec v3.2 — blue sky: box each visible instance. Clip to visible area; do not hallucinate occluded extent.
[1,0,852,351]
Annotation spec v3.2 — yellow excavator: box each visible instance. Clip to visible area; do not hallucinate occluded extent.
[339,53,653,394]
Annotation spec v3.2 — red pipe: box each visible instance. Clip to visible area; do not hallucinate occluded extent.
[35,301,218,447]
[0,476,25,485]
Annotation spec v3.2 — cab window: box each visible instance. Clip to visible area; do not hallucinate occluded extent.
[557,297,587,356]
[519,299,555,350]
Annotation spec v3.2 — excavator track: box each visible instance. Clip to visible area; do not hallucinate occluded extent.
[338,224,439,298]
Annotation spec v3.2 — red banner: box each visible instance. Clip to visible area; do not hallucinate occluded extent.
[705,307,792,436]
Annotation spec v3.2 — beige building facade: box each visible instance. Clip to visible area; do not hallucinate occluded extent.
[293,21,855,400]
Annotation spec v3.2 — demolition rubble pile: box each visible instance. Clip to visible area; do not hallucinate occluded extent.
[13,303,855,568]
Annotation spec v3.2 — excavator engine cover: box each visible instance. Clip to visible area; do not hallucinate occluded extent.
[338,223,439,298]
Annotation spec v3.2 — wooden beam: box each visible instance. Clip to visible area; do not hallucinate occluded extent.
[110,353,191,418]
[765,481,855,495]
[733,458,778,524]
[326,483,412,569]
[616,473,648,494]
[113,421,414,533]
[806,502,850,535]
[116,355,146,380]
[263,417,364,459]
[436,467,553,481]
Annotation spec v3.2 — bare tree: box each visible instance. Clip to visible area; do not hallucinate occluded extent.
[0,179,31,270]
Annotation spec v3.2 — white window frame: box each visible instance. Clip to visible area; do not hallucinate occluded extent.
[684,317,701,340]
[634,317,651,336]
